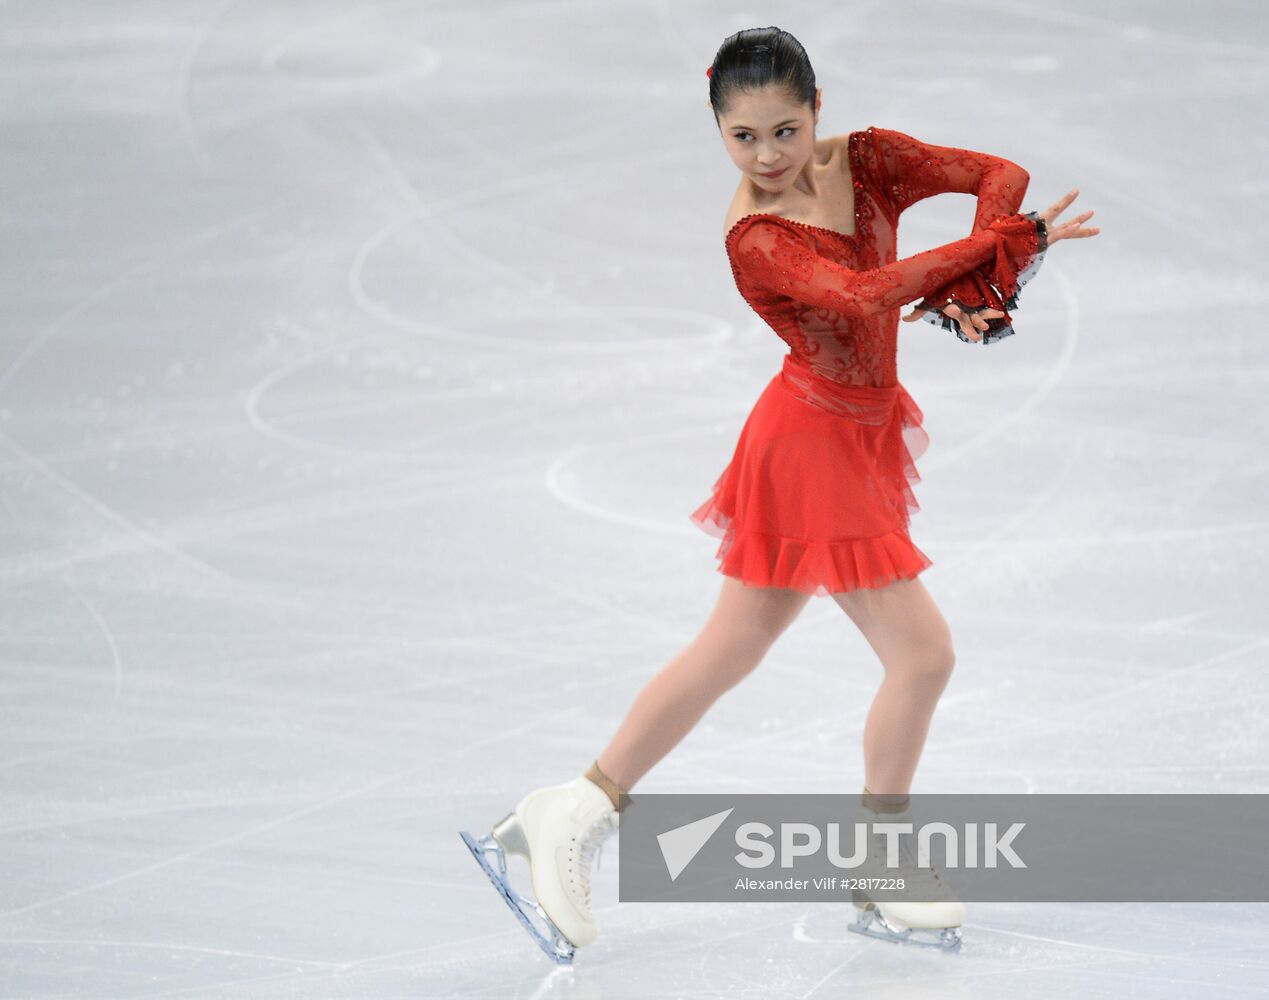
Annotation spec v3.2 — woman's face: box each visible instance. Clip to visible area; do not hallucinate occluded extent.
[714,85,821,190]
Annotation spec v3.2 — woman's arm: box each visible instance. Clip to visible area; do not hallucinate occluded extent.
[863,125,1030,232]
[860,127,1045,340]
[730,213,1043,320]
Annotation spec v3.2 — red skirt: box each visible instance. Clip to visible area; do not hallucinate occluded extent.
[690,353,932,597]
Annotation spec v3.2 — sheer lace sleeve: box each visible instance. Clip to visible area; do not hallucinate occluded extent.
[864,125,1030,230]
[917,212,1049,343]
[730,212,1043,321]
[862,126,1048,343]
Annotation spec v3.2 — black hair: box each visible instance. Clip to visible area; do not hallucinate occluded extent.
[707,26,817,126]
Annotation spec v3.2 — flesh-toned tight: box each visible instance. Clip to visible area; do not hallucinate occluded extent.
[593,574,955,804]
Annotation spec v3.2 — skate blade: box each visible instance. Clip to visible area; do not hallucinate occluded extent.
[848,902,963,952]
[459,829,576,964]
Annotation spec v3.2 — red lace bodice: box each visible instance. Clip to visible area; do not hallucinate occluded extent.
[725,126,1046,387]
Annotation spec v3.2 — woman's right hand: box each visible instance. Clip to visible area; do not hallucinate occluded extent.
[1041,188,1101,243]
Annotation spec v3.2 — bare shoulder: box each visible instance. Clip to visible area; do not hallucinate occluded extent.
[723,185,756,242]
[823,129,873,170]
[819,132,853,161]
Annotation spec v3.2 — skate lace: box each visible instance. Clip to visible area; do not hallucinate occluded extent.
[570,809,619,913]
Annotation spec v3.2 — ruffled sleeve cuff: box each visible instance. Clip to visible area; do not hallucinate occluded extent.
[916,211,1049,344]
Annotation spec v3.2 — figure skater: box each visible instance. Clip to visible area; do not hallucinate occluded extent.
[460,25,1100,962]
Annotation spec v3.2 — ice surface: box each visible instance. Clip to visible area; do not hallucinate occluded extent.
[1,0,1267,996]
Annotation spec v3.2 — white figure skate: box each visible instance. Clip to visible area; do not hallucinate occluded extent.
[847,804,965,951]
[459,775,619,964]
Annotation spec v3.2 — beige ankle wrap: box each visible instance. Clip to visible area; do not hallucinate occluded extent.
[584,760,630,813]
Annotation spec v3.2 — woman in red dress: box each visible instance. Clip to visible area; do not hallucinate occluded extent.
[460,26,1100,961]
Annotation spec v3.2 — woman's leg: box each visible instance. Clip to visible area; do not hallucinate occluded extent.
[830,575,956,797]
[594,576,812,792]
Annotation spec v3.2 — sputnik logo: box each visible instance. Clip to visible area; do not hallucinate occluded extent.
[656,808,734,880]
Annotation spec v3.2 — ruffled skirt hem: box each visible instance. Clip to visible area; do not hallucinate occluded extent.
[688,513,934,597]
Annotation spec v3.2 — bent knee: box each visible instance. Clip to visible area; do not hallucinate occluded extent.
[920,640,956,681]
[891,636,956,684]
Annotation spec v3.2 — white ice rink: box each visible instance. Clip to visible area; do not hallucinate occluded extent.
[2,0,1267,996]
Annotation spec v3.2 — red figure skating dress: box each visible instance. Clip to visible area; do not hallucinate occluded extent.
[690,126,1049,596]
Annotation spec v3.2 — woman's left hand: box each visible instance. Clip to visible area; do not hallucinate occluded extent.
[903,302,1005,343]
